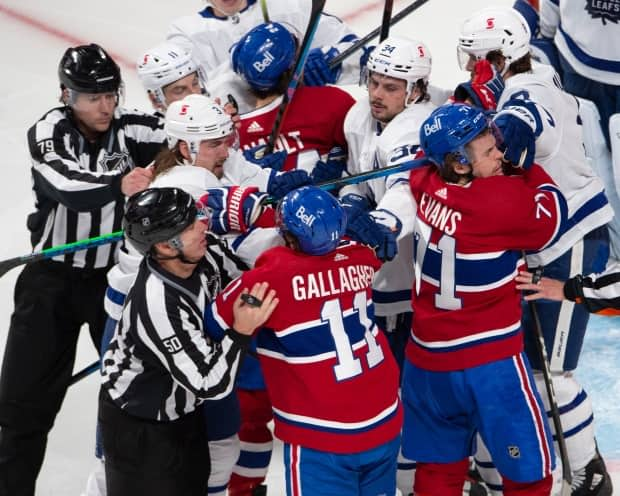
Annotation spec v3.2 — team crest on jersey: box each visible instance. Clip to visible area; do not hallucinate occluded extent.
[585,0,620,25]
[100,151,132,172]
[508,446,521,459]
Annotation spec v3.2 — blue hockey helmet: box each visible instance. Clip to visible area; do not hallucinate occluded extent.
[276,186,347,256]
[231,22,296,93]
[419,103,489,167]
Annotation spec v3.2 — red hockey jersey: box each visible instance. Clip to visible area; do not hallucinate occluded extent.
[406,164,566,371]
[207,242,402,453]
[238,86,355,171]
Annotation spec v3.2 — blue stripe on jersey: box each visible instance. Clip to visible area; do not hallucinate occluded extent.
[257,306,375,359]
[372,288,412,304]
[567,191,609,226]
[559,25,620,72]
[272,399,400,434]
[410,322,522,353]
[421,248,520,289]
[106,286,126,306]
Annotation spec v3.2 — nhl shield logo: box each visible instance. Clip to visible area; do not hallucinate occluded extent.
[508,446,521,459]
[585,0,620,25]
[100,151,132,172]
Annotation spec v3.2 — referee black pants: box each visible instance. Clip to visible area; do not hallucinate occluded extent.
[99,390,210,496]
[0,260,108,496]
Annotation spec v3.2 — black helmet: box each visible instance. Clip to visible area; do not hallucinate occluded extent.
[123,187,197,254]
[58,43,121,93]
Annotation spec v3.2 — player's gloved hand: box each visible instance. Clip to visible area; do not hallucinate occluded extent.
[304,46,343,86]
[310,146,347,184]
[493,107,538,169]
[267,169,312,201]
[340,193,372,219]
[198,186,267,234]
[454,60,504,111]
[243,145,288,171]
[346,209,402,262]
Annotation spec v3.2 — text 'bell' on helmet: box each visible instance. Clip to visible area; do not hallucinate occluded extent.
[419,103,488,167]
[457,7,531,70]
[123,187,197,254]
[137,42,206,108]
[366,35,432,88]
[164,94,234,150]
[231,22,296,93]
[276,186,347,256]
[58,43,121,94]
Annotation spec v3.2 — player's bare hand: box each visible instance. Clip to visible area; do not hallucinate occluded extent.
[515,270,566,302]
[121,167,154,197]
[232,282,278,335]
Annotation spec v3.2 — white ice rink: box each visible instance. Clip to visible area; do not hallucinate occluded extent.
[0,0,618,494]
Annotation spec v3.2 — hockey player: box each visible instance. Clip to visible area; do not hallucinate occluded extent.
[0,43,165,496]
[399,103,566,496]
[335,34,435,495]
[539,0,620,150]
[137,41,208,114]
[232,22,355,176]
[100,186,278,496]
[204,186,403,496]
[457,7,614,495]
[166,0,368,95]
[516,264,620,315]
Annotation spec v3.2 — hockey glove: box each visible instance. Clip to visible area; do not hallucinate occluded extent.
[198,186,267,234]
[243,145,288,172]
[340,193,373,219]
[267,169,312,201]
[304,46,343,86]
[310,146,347,184]
[346,209,402,262]
[454,60,504,111]
[493,108,539,169]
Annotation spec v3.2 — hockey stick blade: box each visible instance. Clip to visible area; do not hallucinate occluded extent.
[0,230,124,278]
[265,0,326,153]
[329,0,430,69]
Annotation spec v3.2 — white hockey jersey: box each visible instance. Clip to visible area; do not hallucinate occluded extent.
[341,99,436,316]
[104,152,280,320]
[167,0,361,87]
[540,0,620,85]
[498,63,613,266]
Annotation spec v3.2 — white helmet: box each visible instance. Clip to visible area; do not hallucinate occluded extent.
[457,7,531,72]
[366,36,432,106]
[165,94,235,163]
[137,42,207,109]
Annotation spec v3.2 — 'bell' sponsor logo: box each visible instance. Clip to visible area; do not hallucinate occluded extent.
[253,50,275,73]
[295,206,315,227]
[423,116,442,136]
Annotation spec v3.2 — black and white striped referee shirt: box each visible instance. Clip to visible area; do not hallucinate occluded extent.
[26,106,166,269]
[101,254,250,421]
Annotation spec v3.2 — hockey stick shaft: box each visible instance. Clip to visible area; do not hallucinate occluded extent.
[525,265,573,493]
[329,0,430,68]
[69,360,100,386]
[265,0,326,153]
[0,230,124,278]
[379,0,395,42]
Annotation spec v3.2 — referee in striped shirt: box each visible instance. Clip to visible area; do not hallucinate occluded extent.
[0,44,165,495]
[100,187,277,495]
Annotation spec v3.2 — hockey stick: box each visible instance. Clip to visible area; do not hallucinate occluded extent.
[69,360,100,386]
[525,264,573,494]
[0,230,124,278]
[265,0,326,153]
[379,0,395,42]
[328,0,430,69]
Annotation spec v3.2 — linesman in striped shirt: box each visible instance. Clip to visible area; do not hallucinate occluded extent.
[100,187,277,495]
[0,43,166,495]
